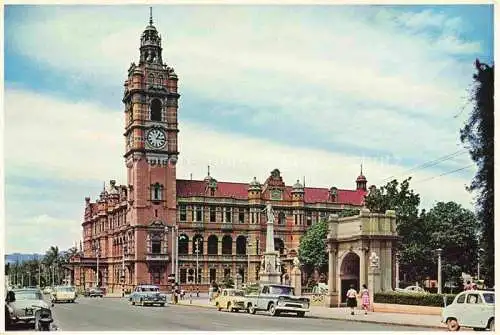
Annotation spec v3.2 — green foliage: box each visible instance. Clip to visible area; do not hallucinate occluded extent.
[365,178,480,284]
[460,60,494,286]
[298,219,329,271]
[374,292,457,307]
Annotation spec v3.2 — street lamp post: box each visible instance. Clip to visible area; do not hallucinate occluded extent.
[195,239,200,285]
[477,248,485,281]
[28,271,31,287]
[95,241,101,288]
[247,239,253,284]
[436,248,442,294]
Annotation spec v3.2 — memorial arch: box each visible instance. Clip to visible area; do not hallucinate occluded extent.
[325,208,399,307]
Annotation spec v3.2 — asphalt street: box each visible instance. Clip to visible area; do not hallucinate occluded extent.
[44,296,436,331]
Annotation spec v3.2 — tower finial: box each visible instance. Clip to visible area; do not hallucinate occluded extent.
[149,7,153,25]
[360,163,363,175]
[207,165,210,177]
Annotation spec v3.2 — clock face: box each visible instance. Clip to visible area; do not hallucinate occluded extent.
[146,128,167,149]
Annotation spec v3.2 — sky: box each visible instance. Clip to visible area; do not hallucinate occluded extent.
[3,4,494,254]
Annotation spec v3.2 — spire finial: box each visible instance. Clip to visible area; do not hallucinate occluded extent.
[207,165,210,177]
[103,181,106,192]
[360,163,363,175]
[149,7,153,25]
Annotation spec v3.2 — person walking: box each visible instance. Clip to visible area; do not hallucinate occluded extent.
[360,284,370,315]
[346,284,358,315]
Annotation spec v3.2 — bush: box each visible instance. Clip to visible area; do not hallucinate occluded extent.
[374,291,456,307]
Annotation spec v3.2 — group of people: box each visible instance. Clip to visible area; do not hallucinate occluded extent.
[346,284,371,316]
[208,282,222,302]
[170,283,200,304]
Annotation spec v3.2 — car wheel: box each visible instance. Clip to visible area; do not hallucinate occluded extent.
[227,302,233,312]
[488,318,495,331]
[447,318,460,331]
[269,303,279,316]
[297,311,305,317]
[216,302,222,311]
[160,303,165,307]
[248,304,256,314]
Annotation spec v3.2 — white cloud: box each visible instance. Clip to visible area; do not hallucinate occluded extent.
[5,88,475,213]
[4,6,483,253]
[6,6,481,162]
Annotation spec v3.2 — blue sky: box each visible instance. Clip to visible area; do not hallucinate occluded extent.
[4,4,494,253]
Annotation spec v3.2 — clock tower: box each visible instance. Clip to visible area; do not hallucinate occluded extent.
[123,10,179,285]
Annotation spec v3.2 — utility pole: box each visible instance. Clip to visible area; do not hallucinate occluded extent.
[247,239,253,284]
[195,239,200,285]
[96,242,100,287]
[436,248,442,294]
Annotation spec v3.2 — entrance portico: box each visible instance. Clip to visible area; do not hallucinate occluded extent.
[325,208,399,307]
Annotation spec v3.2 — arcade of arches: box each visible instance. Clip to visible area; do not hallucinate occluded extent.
[176,233,288,285]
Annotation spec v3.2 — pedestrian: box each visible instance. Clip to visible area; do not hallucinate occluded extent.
[196,286,200,297]
[208,285,214,302]
[464,280,472,291]
[346,284,358,315]
[360,284,370,315]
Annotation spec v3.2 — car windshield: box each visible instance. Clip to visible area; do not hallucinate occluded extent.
[14,291,43,301]
[141,287,159,292]
[58,287,75,292]
[269,286,294,295]
[483,293,495,304]
[231,291,245,296]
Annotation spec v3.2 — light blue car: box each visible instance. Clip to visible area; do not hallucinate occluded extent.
[129,285,167,307]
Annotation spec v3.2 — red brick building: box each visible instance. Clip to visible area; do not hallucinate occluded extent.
[70,15,369,293]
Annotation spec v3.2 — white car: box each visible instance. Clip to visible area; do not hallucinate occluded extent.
[395,286,427,294]
[441,290,495,331]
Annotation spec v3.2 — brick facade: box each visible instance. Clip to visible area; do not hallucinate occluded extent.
[70,16,370,293]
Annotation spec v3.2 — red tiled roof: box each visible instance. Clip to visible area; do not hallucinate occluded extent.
[176,179,366,205]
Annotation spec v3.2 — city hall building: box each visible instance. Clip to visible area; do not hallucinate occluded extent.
[69,15,370,293]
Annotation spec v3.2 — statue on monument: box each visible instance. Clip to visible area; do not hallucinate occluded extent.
[264,204,275,223]
[293,257,300,268]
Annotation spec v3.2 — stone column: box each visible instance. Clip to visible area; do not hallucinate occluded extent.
[218,241,222,255]
[395,252,400,289]
[325,244,338,307]
[367,252,381,312]
[359,248,366,288]
[290,265,302,296]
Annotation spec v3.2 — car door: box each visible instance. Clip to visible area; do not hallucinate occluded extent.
[467,293,489,328]
[258,286,269,310]
[462,292,481,327]
[449,293,467,325]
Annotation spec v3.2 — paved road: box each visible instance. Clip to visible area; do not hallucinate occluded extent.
[47,296,435,331]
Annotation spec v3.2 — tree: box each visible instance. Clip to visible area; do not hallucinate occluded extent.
[422,202,481,285]
[298,219,329,276]
[460,59,494,286]
[364,178,423,281]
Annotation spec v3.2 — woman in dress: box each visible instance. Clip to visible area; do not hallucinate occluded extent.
[360,284,370,315]
[346,284,358,315]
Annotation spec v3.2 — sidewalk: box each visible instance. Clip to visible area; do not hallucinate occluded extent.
[175,297,446,329]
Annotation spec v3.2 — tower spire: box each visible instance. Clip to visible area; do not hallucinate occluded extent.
[149,7,153,25]
[207,165,210,177]
[360,163,363,175]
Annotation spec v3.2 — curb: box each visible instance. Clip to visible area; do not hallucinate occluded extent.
[175,302,445,330]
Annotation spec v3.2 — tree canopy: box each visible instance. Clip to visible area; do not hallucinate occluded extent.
[460,59,494,286]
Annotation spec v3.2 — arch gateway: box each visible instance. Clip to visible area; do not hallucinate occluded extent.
[325,208,399,307]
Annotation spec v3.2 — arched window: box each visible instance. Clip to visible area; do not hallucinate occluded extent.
[207,235,218,255]
[274,238,284,255]
[151,234,162,254]
[150,99,162,122]
[279,212,286,225]
[151,183,163,201]
[236,236,247,255]
[178,234,189,255]
[222,235,232,255]
[148,74,155,85]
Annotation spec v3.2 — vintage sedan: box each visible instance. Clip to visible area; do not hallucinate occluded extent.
[214,289,246,312]
[442,290,495,331]
[84,287,104,298]
[129,285,167,307]
[51,285,77,303]
[5,288,53,329]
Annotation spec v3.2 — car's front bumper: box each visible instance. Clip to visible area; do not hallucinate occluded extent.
[276,307,310,313]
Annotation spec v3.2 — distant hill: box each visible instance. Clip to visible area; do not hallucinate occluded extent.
[5,253,43,264]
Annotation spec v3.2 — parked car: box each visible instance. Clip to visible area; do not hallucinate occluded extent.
[51,285,77,303]
[84,287,104,298]
[5,288,54,330]
[441,290,495,331]
[244,284,310,317]
[214,289,246,312]
[395,286,428,294]
[129,284,167,307]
